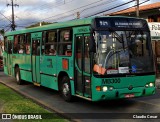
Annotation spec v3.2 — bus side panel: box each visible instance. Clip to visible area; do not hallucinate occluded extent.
[3,52,8,75]
[3,67,8,75]
[20,70,32,82]
[40,55,58,89]
[70,80,75,96]
[7,54,13,76]
[41,75,58,90]
[12,54,32,82]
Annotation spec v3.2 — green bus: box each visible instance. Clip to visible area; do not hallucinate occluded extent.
[3,16,156,101]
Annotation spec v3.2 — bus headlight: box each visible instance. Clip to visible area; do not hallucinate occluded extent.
[145,84,149,87]
[109,87,113,91]
[145,83,154,88]
[149,83,154,87]
[102,86,108,92]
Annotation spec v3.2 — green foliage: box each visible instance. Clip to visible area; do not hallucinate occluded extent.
[0,29,4,36]
[26,22,53,28]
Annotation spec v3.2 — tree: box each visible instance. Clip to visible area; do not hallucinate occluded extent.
[0,29,4,37]
[0,29,4,55]
[26,21,53,28]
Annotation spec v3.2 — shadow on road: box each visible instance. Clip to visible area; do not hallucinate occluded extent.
[74,97,136,109]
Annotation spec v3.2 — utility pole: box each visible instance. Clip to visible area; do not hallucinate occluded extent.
[136,0,139,17]
[7,0,19,31]
[77,12,80,19]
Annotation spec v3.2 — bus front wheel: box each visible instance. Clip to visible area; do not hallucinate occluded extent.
[15,67,23,85]
[60,76,73,102]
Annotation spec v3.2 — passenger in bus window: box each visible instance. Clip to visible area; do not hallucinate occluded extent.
[19,45,24,54]
[13,36,19,53]
[45,49,49,55]
[26,45,30,54]
[41,45,45,55]
[49,49,56,55]
[19,49,23,54]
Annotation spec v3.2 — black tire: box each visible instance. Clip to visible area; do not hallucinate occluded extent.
[15,67,23,85]
[60,76,73,102]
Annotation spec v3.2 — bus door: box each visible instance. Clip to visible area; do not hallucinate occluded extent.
[7,39,13,76]
[31,38,41,84]
[75,34,91,98]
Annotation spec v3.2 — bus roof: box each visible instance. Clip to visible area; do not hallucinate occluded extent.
[5,17,95,36]
[5,16,146,36]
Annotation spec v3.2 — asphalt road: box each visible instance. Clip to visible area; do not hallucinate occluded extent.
[0,71,160,122]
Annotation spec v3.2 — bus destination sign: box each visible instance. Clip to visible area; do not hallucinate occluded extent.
[95,18,145,29]
[114,21,143,28]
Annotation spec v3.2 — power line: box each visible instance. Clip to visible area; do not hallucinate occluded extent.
[0,0,114,29]
[14,0,104,27]
[105,0,149,16]
[16,0,75,20]
[78,0,116,17]
[84,0,149,17]
[40,0,131,21]
[18,0,105,26]
[5,0,150,29]
[0,6,7,12]
[0,12,12,23]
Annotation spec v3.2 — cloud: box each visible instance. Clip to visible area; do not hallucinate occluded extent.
[0,0,159,31]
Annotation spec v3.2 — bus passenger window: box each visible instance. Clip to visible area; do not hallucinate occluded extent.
[8,41,12,54]
[45,31,57,56]
[26,45,30,54]
[13,35,19,53]
[58,30,72,56]
[19,45,24,54]
[4,37,8,52]
[65,50,72,56]
[49,49,56,55]
[37,46,40,55]
[44,45,49,55]
[45,48,49,55]
[19,35,25,54]
[13,35,25,54]
[25,34,31,55]
[32,42,36,55]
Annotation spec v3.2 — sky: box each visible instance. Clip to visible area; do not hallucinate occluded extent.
[0,0,160,32]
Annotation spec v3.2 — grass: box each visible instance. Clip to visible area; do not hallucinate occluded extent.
[0,83,69,122]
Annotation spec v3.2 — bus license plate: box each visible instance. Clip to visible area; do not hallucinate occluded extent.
[125,94,135,98]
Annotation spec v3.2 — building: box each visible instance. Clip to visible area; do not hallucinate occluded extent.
[109,2,160,22]
[108,2,160,75]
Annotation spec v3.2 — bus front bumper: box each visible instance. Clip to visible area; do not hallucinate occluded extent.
[92,86,156,101]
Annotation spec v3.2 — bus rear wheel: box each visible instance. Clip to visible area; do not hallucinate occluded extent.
[60,76,73,102]
[15,67,23,85]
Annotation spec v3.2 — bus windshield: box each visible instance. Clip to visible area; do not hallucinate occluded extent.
[93,30,154,76]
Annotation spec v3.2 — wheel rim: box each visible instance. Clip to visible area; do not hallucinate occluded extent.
[62,83,70,97]
[16,72,19,82]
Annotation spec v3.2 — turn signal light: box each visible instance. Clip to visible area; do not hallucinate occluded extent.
[96,86,101,91]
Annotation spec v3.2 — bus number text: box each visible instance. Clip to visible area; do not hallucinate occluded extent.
[102,78,121,84]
